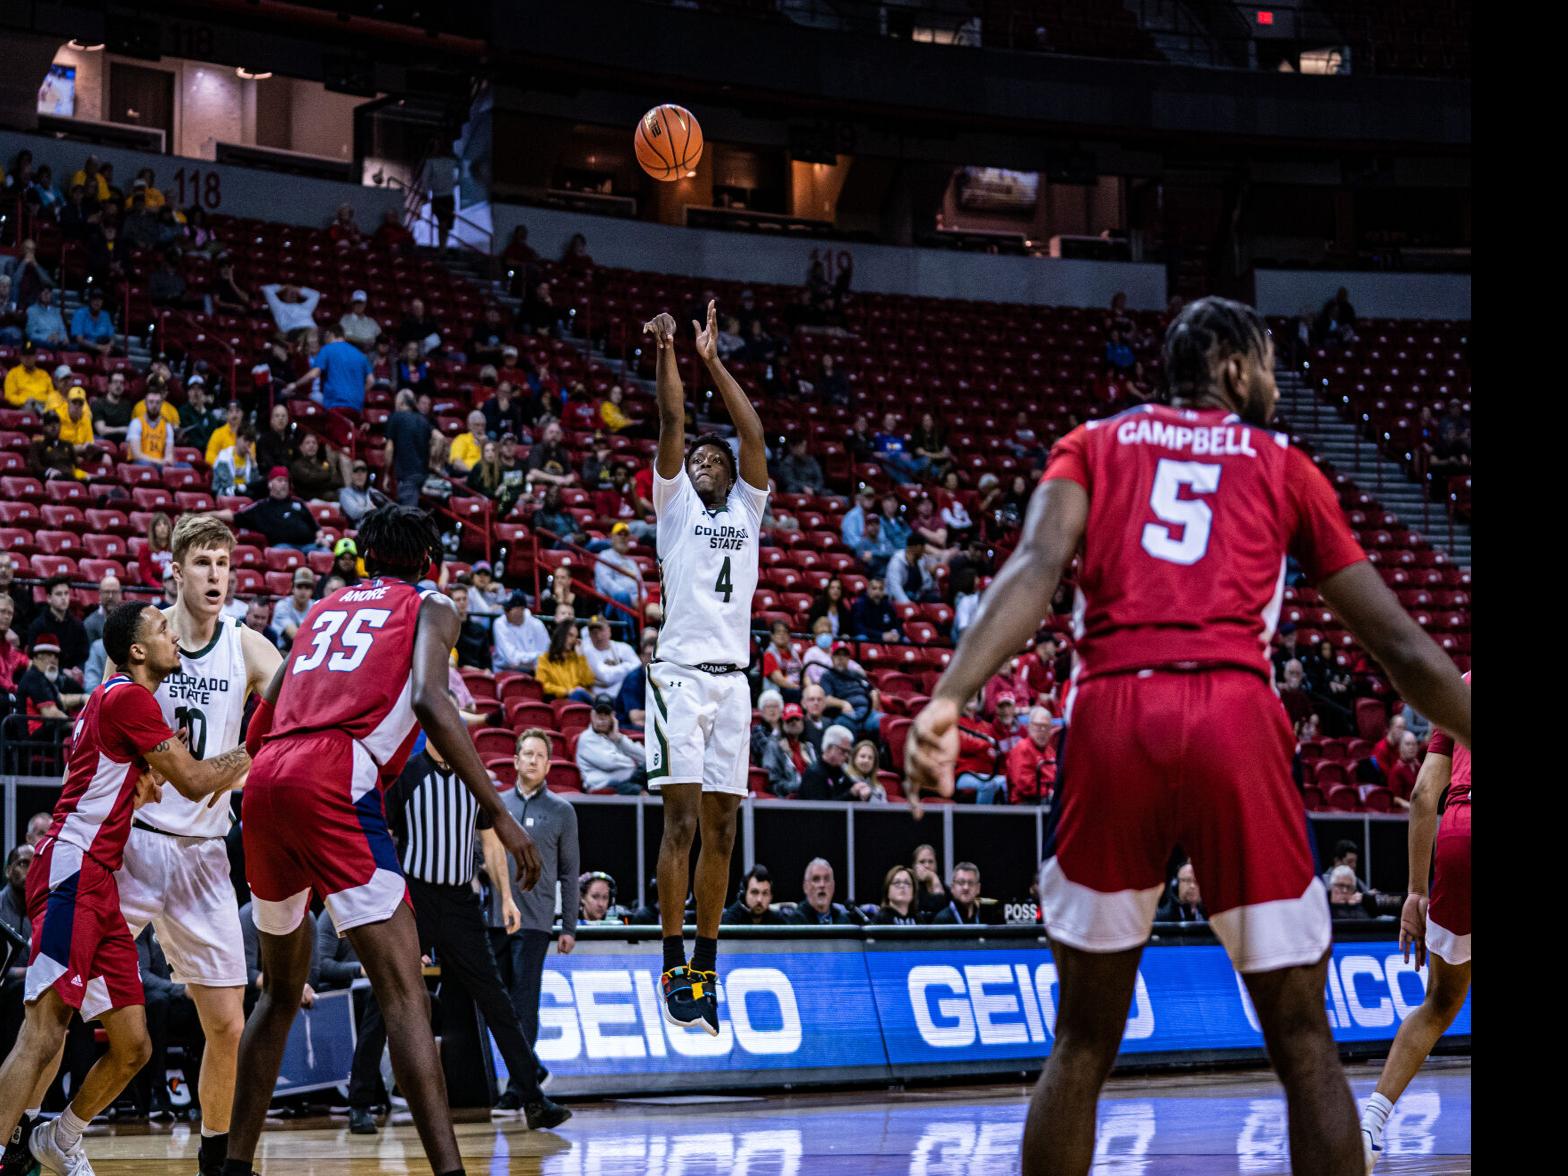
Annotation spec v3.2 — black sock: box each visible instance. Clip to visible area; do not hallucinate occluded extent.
[438,1170,466,1176]
[663,935,686,972]
[200,1133,228,1158]
[691,935,717,974]
[223,1160,254,1176]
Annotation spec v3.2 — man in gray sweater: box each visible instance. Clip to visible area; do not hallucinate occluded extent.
[492,728,580,1109]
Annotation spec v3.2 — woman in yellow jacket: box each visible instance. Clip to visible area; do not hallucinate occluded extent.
[598,384,633,432]
[534,618,596,702]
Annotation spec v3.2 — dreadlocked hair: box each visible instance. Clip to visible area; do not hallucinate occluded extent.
[357,504,443,582]
[686,431,738,484]
[1161,296,1269,404]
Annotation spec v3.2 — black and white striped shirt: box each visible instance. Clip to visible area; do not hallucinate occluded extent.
[384,749,491,887]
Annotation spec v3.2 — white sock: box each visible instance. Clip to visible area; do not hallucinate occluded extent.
[1361,1091,1394,1144]
[23,1107,40,1119]
[53,1105,89,1150]
[200,1123,225,1138]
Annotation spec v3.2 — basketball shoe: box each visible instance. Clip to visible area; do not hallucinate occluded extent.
[30,1118,92,1176]
[660,965,719,1037]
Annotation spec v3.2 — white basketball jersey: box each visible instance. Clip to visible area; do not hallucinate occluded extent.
[145,615,250,838]
[653,467,767,669]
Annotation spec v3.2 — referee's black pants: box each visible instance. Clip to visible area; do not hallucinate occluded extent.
[348,877,543,1109]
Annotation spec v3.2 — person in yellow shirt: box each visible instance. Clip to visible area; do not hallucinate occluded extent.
[69,156,111,203]
[128,170,165,211]
[3,343,53,411]
[534,620,597,702]
[131,380,181,429]
[447,410,487,475]
[599,384,633,432]
[204,400,245,467]
[126,386,174,465]
[53,386,97,452]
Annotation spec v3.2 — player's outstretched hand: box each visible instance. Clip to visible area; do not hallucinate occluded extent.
[1399,892,1428,969]
[692,299,718,363]
[133,769,164,809]
[499,815,543,893]
[642,312,677,349]
[905,697,960,817]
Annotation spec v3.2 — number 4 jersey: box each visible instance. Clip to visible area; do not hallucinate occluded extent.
[145,615,249,838]
[1042,404,1366,691]
[265,577,432,779]
[652,466,768,669]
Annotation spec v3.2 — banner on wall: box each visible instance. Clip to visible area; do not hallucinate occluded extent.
[488,936,1469,1097]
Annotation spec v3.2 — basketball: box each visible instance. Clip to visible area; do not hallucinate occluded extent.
[635,104,703,181]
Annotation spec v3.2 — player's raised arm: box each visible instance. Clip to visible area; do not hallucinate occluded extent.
[1317,561,1471,747]
[693,300,768,491]
[646,311,685,480]
[1398,746,1450,967]
[412,594,542,892]
[905,477,1089,799]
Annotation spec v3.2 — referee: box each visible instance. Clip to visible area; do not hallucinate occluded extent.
[346,726,571,1132]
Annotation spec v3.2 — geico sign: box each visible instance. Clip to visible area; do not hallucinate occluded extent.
[1233,951,1433,1033]
[907,963,1155,1048]
[536,967,802,1062]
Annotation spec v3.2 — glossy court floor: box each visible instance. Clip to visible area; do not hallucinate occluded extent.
[67,1057,1471,1174]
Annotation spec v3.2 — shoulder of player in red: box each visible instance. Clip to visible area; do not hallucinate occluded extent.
[93,675,177,764]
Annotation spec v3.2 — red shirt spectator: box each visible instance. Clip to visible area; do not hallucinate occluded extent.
[1006,708,1059,805]
[1385,730,1422,801]
[955,716,1000,778]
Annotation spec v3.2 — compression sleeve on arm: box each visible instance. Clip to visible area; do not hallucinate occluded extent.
[246,697,274,757]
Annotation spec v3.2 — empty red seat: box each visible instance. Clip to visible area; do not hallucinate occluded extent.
[33,530,79,555]
[265,547,306,573]
[883,716,913,773]
[0,526,35,553]
[498,676,545,705]
[78,558,126,582]
[232,569,266,595]
[1323,784,1360,812]
[30,554,77,579]
[40,504,85,531]
[131,487,175,511]
[231,545,264,570]
[44,480,88,504]
[506,700,556,730]
[0,476,43,502]
[473,728,517,759]
[176,492,216,512]
[546,761,582,793]
[748,767,772,797]
[485,755,519,789]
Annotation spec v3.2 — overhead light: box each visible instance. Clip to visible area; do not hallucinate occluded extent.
[67,40,105,51]
[236,67,273,80]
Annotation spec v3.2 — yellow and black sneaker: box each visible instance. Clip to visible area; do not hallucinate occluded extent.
[660,965,720,1037]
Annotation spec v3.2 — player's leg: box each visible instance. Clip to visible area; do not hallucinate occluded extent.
[345,905,462,1174]
[1021,941,1144,1176]
[185,983,244,1163]
[0,990,72,1147]
[692,791,740,946]
[224,916,314,1172]
[1242,957,1361,1176]
[1369,953,1471,1097]
[0,1037,66,1176]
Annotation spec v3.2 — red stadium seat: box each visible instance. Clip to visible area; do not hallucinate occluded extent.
[1323,784,1361,812]
[30,554,77,579]
[506,700,556,730]
[460,670,498,702]
[232,569,266,595]
[748,767,772,797]
[546,761,582,793]
[883,716,913,773]
[40,504,86,531]
[83,532,128,562]
[44,480,88,504]
[1354,698,1388,741]
[265,547,307,573]
[1311,761,1350,789]
[877,770,905,800]
[485,756,518,789]
[498,675,545,705]
[34,531,79,555]
[474,728,518,759]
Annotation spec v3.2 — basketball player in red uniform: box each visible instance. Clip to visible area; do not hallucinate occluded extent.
[0,602,249,1176]
[906,297,1472,1176]
[224,506,541,1176]
[1360,669,1471,1170]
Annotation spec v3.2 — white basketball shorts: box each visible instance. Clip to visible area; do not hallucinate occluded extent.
[117,823,247,988]
[645,660,751,797]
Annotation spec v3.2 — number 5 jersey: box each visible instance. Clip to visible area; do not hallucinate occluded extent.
[1041,404,1366,701]
[145,614,250,838]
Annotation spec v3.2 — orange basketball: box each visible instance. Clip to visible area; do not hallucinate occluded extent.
[635,104,703,182]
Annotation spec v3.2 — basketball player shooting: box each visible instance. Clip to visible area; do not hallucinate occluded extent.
[642,301,769,1036]
[224,506,542,1176]
[903,296,1471,1176]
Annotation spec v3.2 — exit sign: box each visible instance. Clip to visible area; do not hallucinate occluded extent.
[1257,10,1274,24]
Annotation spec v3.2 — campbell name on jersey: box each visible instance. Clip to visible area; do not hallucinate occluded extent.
[146,615,250,839]
[653,466,768,669]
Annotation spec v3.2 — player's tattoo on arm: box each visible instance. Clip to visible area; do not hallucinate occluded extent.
[207,746,250,776]
[150,739,172,755]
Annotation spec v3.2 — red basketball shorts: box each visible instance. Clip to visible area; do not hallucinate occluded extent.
[1425,801,1470,965]
[243,731,408,939]
[24,837,143,1021]
[1040,668,1330,973]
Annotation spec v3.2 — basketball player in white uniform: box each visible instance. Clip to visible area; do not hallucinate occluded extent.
[115,515,281,1176]
[643,301,768,1036]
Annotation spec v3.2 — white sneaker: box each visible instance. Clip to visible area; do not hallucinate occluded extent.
[1361,1125,1381,1174]
[29,1119,95,1176]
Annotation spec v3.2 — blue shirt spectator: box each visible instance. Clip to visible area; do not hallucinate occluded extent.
[70,300,115,348]
[25,291,67,346]
[839,489,877,549]
[283,329,372,413]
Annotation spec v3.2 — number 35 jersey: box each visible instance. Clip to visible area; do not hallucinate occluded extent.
[1042,404,1366,688]
[653,466,768,670]
[267,577,433,781]
[146,616,249,838]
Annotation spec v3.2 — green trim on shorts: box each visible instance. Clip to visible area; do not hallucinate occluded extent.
[647,673,671,780]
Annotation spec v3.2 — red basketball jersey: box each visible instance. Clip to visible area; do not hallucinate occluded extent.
[1042,405,1365,695]
[49,676,175,874]
[1424,669,1471,805]
[267,577,432,780]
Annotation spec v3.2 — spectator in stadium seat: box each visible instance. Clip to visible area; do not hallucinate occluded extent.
[816,354,849,406]
[774,435,826,495]
[384,388,434,508]
[797,722,853,800]
[501,226,540,293]
[911,413,954,481]
[135,512,174,589]
[0,274,24,346]
[909,496,954,559]
[261,281,322,340]
[762,620,805,702]
[819,642,880,737]
[1327,866,1371,920]
[271,567,317,647]
[1155,862,1206,923]
[534,619,596,703]
[205,468,328,552]
[1277,659,1316,734]
[806,578,853,638]
[874,492,911,549]
[1385,730,1422,807]
[1427,399,1471,476]
[518,280,563,339]
[933,863,983,924]
[582,615,637,693]
[594,524,645,618]
[1006,706,1058,806]
[750,690,786,763]
[372,207,416,254]
[210,255,252,315]
[786,859,863,925]
[0,596,32,694]
[210,421,257,498]
[578,872,625,925]
[338,458,389,525]
[561,232,594,270]
[446,410,488,478]
[395,295,441,354]
[16,634,86,735]
[723,865,786,926]
[70,286,115,356]
[852,512,897,579]
[871,412,926,484]
[321,539,363,594]
[797,682,829,753]
[575,695,644,795]
[177,376,222,452]
[79,576,121,650]
[290,431,345,502]
[245,597,284,649]
[951,569,982,643]
[852,580,903,646]
[1314,287,1357,346]
[798,618,834,685]
[525,419,578,489]
[839,486,877,550]
[1270,621,1304,682]
[841,739,887,803]
[614,627,657,731]
[953,696,1007,804]
[283,325,373,414]
[991,694,1023,753]
[765,703,820,797]
[482,378,529,441]
[26,413,76,481]
[201,399,243,467]
[1103,327,1135,374]
[1368,715,1407,782]
[81,370,130,446]
[22,576,87,675]
[1320,840,1369,896]
[871,866,921,925]
[887,535,941,606]
[24,284,66,348]
[598,384,633,434]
